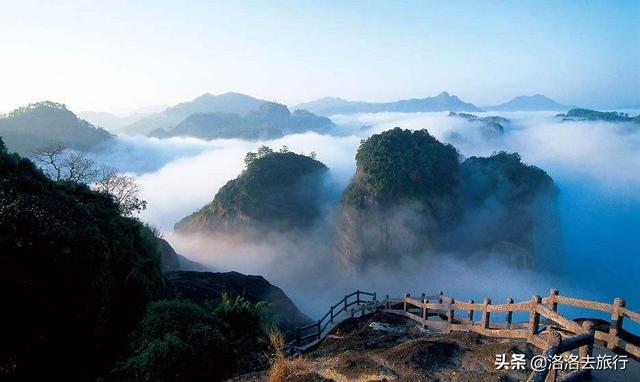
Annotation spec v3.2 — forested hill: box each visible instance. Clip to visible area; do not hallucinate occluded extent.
[338,128,559,269]
[0,139,312,380]
[175,148,329,234]
[0,101,113,154]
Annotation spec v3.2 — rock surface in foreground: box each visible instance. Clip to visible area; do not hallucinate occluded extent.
[234,312,538,381]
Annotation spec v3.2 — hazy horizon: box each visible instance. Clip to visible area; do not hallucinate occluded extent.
[1,1,638,114]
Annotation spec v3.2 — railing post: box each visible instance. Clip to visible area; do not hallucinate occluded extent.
[468,299,474,324]
[528,295,542,338]
[422,294,428,325]
[546,328,562,382]
[607,297,625,349]
[579,321,595,379]
[356,290,360,304]
[549,288,558,312]
[506,298,513,329]
[404,293,410,312]
[344,295,348,310]
[385,294,390,310]
[447,298,455,331]
[438,291,444,304]
[481,298,491,330]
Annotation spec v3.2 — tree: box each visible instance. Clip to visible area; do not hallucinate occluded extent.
[93,165,147,216]
[278,145,289,153]
[244,151,258,166]
[309,151,317,160]
[30,145,146,216]
[257,145,273,158]
[30,143,97,183]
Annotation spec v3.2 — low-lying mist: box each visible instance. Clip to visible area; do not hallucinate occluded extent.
[89,111,640,319]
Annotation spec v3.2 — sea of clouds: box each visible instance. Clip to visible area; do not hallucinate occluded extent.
[88,111,640,318]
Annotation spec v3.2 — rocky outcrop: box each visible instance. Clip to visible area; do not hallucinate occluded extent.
[175,151,329,235]
[556,108,640,123]
[164,271,312,333]
[337,128,558,270]
[448,111,507,137]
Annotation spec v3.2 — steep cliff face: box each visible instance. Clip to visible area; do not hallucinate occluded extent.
[337,128,461,268]
[337,128,559,270]
[450,152,558,268]
[175,151,329,235]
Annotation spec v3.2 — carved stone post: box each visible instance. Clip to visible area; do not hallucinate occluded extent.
[549,289,559,312]
[579,321,595,379]
[481,298,491,330]
[506,298,514,329]
[528,295,542,337]
[385,294,390,310]
[422,294,428,326]
[608,297,625,349]
[468,299,474,323]
[546,329,562,382]
[438,291,444,304]
[447,298,455,332]
[403,293,410,312]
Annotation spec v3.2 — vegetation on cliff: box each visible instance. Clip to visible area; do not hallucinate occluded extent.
[0,137,162,379]
[338,128,558,268]
[0,139,309,380]
[175,148,329,234]
[343,128,460,208]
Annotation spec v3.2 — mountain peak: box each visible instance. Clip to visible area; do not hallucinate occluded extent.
[485,94,569,112]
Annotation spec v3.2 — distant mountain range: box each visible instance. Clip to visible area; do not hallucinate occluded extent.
[0,101,113,155]
[120,93,268,136]
[483,94,570,112]
[150,102,334,140]
[78,105,167,132]
[295,92,482,116]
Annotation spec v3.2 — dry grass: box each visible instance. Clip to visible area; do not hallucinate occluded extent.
[267,328,313,382]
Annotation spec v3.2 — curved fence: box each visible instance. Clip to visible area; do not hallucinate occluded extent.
[294,289,639,381]
[293,290,377,350]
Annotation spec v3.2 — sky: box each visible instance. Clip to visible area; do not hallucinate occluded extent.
[0,0,638,113]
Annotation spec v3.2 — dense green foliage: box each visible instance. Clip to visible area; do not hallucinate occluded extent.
[0,139,299,380]
[118,296,275,381]
[0,101,112,154]
[175,150,328,233]
[461,152,555,207]
[0,138,162,379]
[346,128,460,206]
[339,128,558,267]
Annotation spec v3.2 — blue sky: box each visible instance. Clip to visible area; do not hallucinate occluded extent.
[0,0,638,113]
